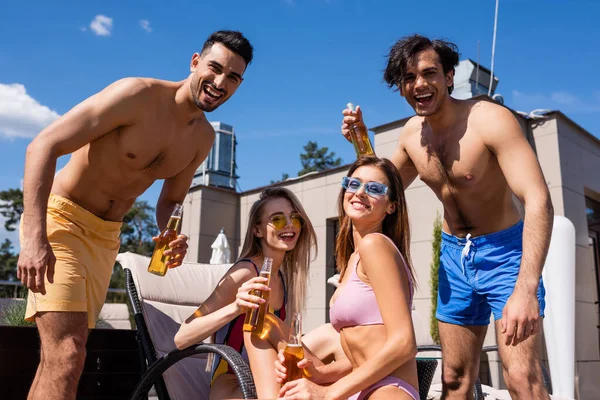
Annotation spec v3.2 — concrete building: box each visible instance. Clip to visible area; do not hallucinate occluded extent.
[181,66,600,397]
[191,122,238,191]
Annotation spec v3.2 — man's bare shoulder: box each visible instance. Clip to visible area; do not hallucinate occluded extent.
[103,77,154,96]
[399,115,425,144]
[105,77,180,98]
[467,99,522,141]
[468,99,515,126]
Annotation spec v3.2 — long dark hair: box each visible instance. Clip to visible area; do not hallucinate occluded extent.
[335,156,415,285]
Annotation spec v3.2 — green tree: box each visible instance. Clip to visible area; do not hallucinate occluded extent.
[0,239,20,297]
[0,239,18,281]
[0,188,23,231]
[119,201,157,255]
[0,188,22,296]
[270,173,290,184]
[298,141,342,176]
[110,201,157,289]
[429,212,442,345]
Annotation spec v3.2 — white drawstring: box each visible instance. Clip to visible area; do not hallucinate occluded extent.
[461,233,473,276]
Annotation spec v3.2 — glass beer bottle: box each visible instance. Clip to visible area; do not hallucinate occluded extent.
[243,257,273,334]
[347,102,375,157]
[147,203,183,276]
[283,313,305,383]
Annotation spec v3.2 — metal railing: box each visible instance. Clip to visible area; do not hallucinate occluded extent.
[0,280,126,298]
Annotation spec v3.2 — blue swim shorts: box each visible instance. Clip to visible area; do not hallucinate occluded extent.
[436,220,546,326]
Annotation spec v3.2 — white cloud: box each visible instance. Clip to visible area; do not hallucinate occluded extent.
[90,15,113,37]
[512,90,600,114]
[0,83,60,139]
[139,20,152,33]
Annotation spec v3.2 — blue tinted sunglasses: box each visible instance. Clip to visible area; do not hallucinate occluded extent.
[341,177,389,197]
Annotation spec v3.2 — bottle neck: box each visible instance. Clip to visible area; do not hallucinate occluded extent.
[165,216,181,232]
[288,315,302,344]
[171,203,183,217]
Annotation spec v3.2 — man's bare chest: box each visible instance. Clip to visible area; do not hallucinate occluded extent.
[407,133,493,189]
[96,124,205,179]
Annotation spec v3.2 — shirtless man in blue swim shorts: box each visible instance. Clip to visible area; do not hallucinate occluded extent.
[342,34,552,400]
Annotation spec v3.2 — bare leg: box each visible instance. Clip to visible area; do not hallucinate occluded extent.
[301,323,345,365]
[243,313,289,399]
[209,374,243,400]
[495,320,549,400]
[244,316,347,398]
[28,311,88,400]
[438,321,487,400]
[367,385,415,400]
[27,347,44,400]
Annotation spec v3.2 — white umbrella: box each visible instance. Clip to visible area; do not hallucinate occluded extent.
[209,228,231,264]
[327,273,340,288]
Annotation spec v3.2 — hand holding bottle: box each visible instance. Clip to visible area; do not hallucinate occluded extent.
[153,234,188,269]
[148,203,185,276]
[341,103,374,157]
[234,276,270,314]
[341,104,366,143]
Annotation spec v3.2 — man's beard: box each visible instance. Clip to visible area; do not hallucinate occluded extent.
[190,78,220,112]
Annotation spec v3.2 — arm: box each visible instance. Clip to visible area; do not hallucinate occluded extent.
[155,126,214,267]
[156,125,214,229]
[309,357,352,384]
[389,119,419,189]
[325,235,417,399]
[275,323,352,385]
[174,263,265,349]
[301,323,351,383]
[18,78,149,293]
[480,103,553,344]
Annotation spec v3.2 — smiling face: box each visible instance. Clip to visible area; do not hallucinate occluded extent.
[189,43,246,112]
[255,197,303,253]
[342,165,396,227]
[399,48,454,117]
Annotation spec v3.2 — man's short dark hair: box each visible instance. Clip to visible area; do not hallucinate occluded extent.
[201,30,254,67]
[384,34,459,94]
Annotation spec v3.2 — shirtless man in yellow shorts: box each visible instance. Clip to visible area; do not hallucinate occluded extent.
[16,30,253,400]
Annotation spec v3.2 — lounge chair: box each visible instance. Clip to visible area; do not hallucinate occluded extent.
[117,252,256,400]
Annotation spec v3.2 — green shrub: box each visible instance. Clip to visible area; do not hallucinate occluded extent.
[429,212,442,345]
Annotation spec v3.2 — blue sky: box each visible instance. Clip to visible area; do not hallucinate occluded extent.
[1,0,599,247]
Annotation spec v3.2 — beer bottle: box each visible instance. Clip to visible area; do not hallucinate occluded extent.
[243,257,273,334]
[283,313,305,383]
[347,102,375,157]
[147,203,183,276]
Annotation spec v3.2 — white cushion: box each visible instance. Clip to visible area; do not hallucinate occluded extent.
[116,252,232,400]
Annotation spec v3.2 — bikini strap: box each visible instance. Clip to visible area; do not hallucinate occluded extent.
[233,258,259,275]
[368,233,414,298]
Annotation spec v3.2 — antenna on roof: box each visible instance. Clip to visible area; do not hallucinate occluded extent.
[475,41,480,92]
[488,0,499,96]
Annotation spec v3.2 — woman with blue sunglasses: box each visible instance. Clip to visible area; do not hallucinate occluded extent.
[277,156,419,400]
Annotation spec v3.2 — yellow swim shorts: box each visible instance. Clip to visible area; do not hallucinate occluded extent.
[22,194,122,329]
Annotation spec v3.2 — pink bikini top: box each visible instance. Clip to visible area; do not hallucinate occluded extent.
[329,233,414,332]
